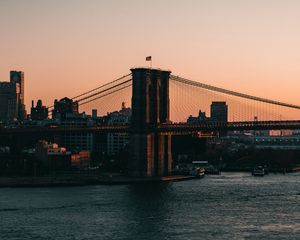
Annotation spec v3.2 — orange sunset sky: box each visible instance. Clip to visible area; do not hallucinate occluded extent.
[0,0,300,117]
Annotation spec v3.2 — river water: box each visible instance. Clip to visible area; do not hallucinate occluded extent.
[1,172,300,240]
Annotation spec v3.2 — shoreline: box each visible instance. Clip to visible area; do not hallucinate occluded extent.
[0,175,196,188]
[1,169,299,188]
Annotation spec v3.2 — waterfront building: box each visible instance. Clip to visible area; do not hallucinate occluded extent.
[253,136,300,150]
[107,102,131,155]
[71,150,91,169]
[60,112,94,152]
[269,130,293,136]
[35,140,71,171]
[209,134,300,150]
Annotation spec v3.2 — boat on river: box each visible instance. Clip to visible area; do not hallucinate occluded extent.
[190,167,205,178]
[252,166,265,176]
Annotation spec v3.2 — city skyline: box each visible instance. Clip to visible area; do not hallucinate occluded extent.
[1,0,300,114]
[1,2,300,238]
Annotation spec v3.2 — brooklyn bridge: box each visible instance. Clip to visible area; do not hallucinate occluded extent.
[2,68,300,177]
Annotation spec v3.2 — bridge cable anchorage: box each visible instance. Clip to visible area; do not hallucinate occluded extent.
[46,73,132,110]
[79,83,132,106]
[170,75,300,110]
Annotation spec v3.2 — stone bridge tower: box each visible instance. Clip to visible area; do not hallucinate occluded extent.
[129,68,172,177]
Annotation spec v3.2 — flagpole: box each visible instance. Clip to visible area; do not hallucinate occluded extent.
[146,56,152,69]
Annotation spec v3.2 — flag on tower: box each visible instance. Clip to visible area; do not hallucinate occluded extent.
[146,56,152,61]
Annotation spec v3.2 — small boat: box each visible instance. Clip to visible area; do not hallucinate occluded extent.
[252,166,265,176]
[190,167,205,178]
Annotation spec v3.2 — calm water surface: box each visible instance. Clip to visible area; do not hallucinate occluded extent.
[1,172,300,240]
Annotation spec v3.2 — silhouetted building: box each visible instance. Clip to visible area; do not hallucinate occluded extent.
[0,70,26,123]
[10,71,26,121]
[52,97,78,120]
[61,112,94,151]
[31,100,48,121]
[187,110,209,124]
[107,102,131,154]
[10,71,24,103]
[92,109,97,119]
[211,101,228,122]
[35,140,71,171]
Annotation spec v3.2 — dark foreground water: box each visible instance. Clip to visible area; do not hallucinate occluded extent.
[1,172,300,240]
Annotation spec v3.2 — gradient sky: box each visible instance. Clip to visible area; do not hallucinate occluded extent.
[1,0,300,114]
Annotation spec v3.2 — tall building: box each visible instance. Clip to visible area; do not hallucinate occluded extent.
[211,101,228,136]
[211,101,228,122]
[0,71,25,123]
[10,71,26,120]
[10,71,24,105]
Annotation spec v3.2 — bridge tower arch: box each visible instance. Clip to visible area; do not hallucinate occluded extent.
[129,68,172,177]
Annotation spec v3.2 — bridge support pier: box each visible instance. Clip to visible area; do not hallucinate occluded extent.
[129,68,172,177]
[130,133,172,177]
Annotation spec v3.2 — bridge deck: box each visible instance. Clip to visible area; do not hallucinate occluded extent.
[2,120,300,135]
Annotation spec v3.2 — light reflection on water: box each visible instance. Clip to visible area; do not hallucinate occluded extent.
[1,172,300,240]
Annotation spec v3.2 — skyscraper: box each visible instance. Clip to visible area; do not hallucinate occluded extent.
[211,101,228,136]
[10,71,26,120]
[10,71,24,104]
[0,71,25,123]
[211,101,228,122]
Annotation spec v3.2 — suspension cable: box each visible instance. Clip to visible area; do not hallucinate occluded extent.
[72,73,132,100]
[46,74,132,110]
[79,83,132,106]
[170,75,300,110]
[76,79,132,103]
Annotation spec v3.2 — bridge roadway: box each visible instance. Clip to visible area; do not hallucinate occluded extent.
[2,120,300,135]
